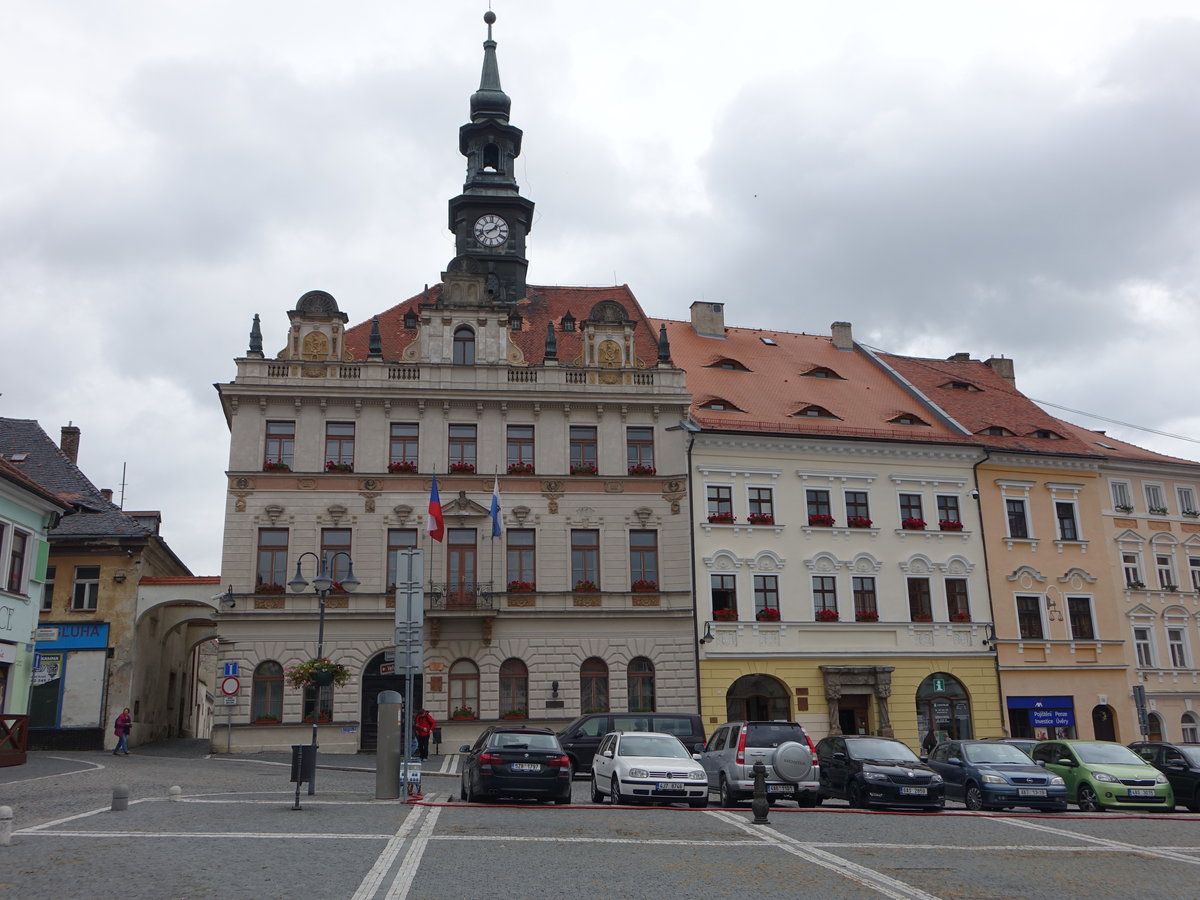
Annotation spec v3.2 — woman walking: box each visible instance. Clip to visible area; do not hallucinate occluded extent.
[113,708,132,755]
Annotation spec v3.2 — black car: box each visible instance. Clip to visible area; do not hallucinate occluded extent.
[816,735,945,810]
[556,712,707,775]
[459,726,573,804]
[1130,741,1200,812]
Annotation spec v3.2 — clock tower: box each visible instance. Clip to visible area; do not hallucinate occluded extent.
[445,11,535,304]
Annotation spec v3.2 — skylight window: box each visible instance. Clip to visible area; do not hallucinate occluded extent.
[9,452,28,462]
[760,337,778,346]
[1095,441,1117,450]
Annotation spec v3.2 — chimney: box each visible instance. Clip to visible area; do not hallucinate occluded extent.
[947,352,971,362]
[690,301,725,338]
[100,488,114,502]
[985,356,1016,387]
[60,425,80,464]
[831,321,854,351]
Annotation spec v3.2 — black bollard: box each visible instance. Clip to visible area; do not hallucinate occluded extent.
[751,761,770,824]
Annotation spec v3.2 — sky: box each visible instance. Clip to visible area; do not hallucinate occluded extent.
[4,1,1199,576]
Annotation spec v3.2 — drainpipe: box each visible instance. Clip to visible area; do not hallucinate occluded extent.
[973,448,1008,736]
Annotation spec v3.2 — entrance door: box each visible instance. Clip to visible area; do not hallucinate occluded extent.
[359,652,417,752]
[839,695,870,735]
[1092,704,1117,742]
[446,528,477,609]
[725,674,789,721]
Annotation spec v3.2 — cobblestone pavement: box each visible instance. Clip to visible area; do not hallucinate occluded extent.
[4,740,1200,899]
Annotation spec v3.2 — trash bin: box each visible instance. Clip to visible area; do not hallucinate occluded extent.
[290,744,316,783]
[432,726,443,754]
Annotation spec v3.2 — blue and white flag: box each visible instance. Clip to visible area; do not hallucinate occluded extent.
[489,475,502,537]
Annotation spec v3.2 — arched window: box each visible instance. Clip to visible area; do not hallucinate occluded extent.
[449,658,480,718]
[580,657,609,714]
[1147,711,1165,742]
[627,657,655,712]
[916,672,972,750]
[453,326,475,365]
[251,661,283,723]
[499,658,528,717]
[1182,712,1200,743]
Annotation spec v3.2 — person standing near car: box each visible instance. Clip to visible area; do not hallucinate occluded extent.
[113,708,132,755]
[415,708,437,760]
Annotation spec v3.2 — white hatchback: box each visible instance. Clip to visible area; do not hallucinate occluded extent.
[590,731,709,807]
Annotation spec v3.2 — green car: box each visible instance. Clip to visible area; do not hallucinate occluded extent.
[1030,740,1174,812]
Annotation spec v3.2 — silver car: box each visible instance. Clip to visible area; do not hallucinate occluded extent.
[699,720,820,807]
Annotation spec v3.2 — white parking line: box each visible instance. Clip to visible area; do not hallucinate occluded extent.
[384,806,441,899]
[991,815,1200,866]
[350,806,429,900]
[438,754,459,776]
[707,809,945,900]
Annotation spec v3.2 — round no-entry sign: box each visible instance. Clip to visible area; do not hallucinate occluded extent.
[220,676,240,696]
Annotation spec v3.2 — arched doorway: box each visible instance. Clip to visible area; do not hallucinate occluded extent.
[359,651,418,752]
[916,673,972,752]
[726,674,789,721]
[1147,712,1164,742]
[1091,704,1117,742]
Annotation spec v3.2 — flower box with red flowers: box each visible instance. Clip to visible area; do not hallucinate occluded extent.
[707,512,735,524]
[448,462,476,474]
[387,460,418,474]
[939,519,964,531]
[950,612,971,622]
[507,580,536,593]
[507,462,535,475]
[573,580,599,593]
[256,582,285,595]
[808,514,835,527]
[713,607,738,621]
[814,608,840,622]
[747,513,775,525]
[325,461,353,473]
[902,518,927,530]
[627,464,657,476]
[756,607,782,622]
[631,580,659,593]
[855,609,880,622]
[847,516,873,529]
[263,460,292,472]
[911,613,934,623]
[570,463,598,475]
[451,706,475,720]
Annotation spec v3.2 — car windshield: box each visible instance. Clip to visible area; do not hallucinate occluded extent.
[847,739,920,762]
[964,744,1037,765]
[1073,743,1144,765]
[618,736,688,758]
[1181,747,1200,767]
[746,723,803,748]
[491,734,560,751]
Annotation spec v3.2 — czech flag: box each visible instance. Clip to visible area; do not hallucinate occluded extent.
[427,475,445,542]
[489,475,502,537]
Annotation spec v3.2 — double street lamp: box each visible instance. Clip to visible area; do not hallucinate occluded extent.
[289,550,359,794]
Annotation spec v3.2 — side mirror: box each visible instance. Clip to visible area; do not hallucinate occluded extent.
[1167,759,1188,770]
[692,753,703,761]
[946,757,963,767]
[1057,758,1076,768]
[1035,760,1046,767]
[603,750,614,758]
[693,743,706,753]
[833,752,847,761]
[458,744,471,753]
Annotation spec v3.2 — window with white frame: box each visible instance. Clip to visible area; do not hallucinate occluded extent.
[812,576,837,615]
[5,529,30,594]
[1168,628,1188,667]
[1006,499,1030,539]
[1182,713,1200,744]
[754,575,779,616]
[1123,552,1144,587]
[706,485,733,518]
[1055,502,1080,542]
[1133,626,1155,667]
[1145,484,1167,515]
[71,565,100,611]
[42,564,55,612]
[1111,480,1133,511]
[1016,595,1044,639]
[1190,555,1200,592]
[1066,596,1095,640]
[711,574,736,618]
[1156,552,1176,589]
[1178,486,1198,517]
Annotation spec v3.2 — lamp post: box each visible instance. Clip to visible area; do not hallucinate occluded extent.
[288,550,359,794]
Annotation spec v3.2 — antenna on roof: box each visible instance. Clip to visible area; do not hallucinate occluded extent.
[119,461,127,509]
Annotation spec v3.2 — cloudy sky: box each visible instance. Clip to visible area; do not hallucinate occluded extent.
[4,1,1199,575]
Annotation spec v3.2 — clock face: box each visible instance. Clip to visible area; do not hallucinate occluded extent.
[473,214,509,248]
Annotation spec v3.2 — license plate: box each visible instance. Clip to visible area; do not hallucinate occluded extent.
[510,763,540,772]
[1018,789,1047,797]
[768,784,793,794]
[1127,788,1156,797]
[656,782,686,791]
[900,786,927,795]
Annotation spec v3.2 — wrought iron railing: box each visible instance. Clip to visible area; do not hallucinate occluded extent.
[426,581,496,611]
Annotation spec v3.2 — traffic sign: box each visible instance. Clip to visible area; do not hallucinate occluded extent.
[222,696,238,706]
[224,662,239,677]
[221,676,241,696]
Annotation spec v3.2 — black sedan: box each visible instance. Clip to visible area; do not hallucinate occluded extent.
[459,726,573,804]
[1130,741,1200,811]
[817,735,945,810]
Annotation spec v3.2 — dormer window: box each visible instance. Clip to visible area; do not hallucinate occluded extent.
[509,314,523,332]
[802,366,844,379]
[403,310,418,330]
[794,405,840,419]
[1030,429,1063,439]
[707,358,749,371]
[941,381,981,391]
[700,398,742,412]
[561,312,576,333]
[890,413,930,427]
[980,425,1015,436]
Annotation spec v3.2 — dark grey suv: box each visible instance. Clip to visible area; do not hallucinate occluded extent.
[698,721,819,807]
[1130,741,1200,811]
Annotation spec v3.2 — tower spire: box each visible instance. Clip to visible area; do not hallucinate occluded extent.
[471,10,511,123]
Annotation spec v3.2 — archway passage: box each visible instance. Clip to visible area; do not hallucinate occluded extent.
[726,674,790,722]
[916,672,972,752]
[359,652,419,752]
[1092,704,1117,742]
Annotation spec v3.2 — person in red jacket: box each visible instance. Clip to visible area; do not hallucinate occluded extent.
[414,708,437,760]
[113,708,132,755]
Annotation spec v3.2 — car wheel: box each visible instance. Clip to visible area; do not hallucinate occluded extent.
[1077,784,1104,812]
[964,784,986,811]
[611,775,626,805]
[719,776,740,808]
[554,792,571,805]
[796,792,820,808]
[465,772,483,804]
[848,782,869,810]
[459,775,467,801]
[590,775,605,804]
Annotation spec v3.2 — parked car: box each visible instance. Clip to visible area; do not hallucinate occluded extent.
[981,737,1039,758]
[1130,741,1200,812]
[816,735,945,810]
[459,726,572,804]
[557,712,706,775]
[590,731,709,807]
[699,720,819,807]
[927,739,1067,811]
[1030,740,1173,812]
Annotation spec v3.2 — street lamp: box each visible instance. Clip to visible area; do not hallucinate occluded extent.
[288,550,359,794]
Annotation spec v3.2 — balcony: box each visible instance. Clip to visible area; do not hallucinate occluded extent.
[426,582,497,614]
